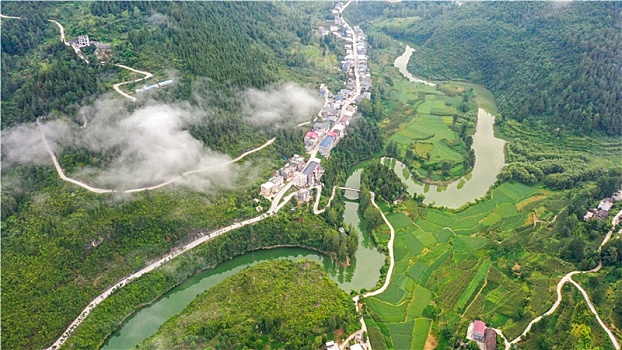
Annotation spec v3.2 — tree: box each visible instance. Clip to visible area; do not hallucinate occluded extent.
[364,206,383,229]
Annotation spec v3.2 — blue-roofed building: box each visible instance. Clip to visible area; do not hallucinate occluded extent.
[319,135,335,158]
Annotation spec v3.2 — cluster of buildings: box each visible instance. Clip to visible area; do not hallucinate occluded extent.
[258,2,374,205]
[467,320,497,350]
[259,155,324,202]
[305,3,373,158]
[68,34,112,62]
[584,189,622,221]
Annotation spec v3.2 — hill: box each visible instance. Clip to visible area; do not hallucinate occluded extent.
[137,260,358,350]
[362,1,621,136]
[0,2,341,349]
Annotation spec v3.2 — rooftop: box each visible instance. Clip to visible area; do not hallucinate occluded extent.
[302,161,320,175]
[473,320,486,334]
[319,136,334,148]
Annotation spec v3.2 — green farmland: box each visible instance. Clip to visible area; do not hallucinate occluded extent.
[363,182,579,349]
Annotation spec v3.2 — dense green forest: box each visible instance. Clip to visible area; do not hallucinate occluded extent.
[365,1,621,136]
[137,260,358,350]
[62,209,349,349]
[0,2,342,349]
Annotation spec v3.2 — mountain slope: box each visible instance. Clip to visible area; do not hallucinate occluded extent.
[376,1,621,135]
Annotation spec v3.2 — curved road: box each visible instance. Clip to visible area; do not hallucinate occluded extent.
[496,210,622,350]
[38,118,275,194]
[112,64,154,102]
[47,190,298,350]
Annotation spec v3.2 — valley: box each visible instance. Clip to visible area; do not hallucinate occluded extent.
[1,2,621,350]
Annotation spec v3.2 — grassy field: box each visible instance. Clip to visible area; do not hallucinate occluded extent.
[364,182,576,349]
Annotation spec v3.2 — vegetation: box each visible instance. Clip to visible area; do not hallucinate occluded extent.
[0,2,348,349]
[361,161,407,204]
[62,210,348,349]
[369,1,621,136]
[361,179,619,349]
[137,260,358,350]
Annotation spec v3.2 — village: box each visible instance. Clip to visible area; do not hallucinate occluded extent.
[259,2,372,205]
[584,189,622,221]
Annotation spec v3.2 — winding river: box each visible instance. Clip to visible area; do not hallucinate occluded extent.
[392,46,506,209]
[103,175,384,349]
[388,109,505,209]
[104,44,505,350]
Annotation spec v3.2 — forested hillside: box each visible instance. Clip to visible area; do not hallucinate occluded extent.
[1,1,332,129]
[0,2,342,349]
[366,1,621,135]
[137,260,358,350]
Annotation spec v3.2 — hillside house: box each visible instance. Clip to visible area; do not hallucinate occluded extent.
[313,122,330,134]
[319,135,335,158]
[296,188,312,202]
[321,106,339,119]
[304,131,319,148]
[77,35,90,47]
[294,160,324,188]
[289,154,306,171]
[598,198,614,211]
[269,175,284,186]
[260,181,276,198]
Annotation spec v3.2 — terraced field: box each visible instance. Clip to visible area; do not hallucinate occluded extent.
[363,182,575,349]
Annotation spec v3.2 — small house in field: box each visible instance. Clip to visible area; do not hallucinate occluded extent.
[473,320,486,341]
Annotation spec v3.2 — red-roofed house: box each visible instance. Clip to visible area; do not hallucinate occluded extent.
[304,131,319,147]
[473,320,486,341]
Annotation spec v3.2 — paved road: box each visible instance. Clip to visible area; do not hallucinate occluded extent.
[362,192,395,299]
[497,216,622,350]
[112,64,154,102]
[0,13,21,19]
[38,117,274,194]
[46,188,294,350]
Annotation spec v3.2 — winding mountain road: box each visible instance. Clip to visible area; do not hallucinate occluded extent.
[37,118,275,194]
[112,64,154,102]
[496,210,622,350]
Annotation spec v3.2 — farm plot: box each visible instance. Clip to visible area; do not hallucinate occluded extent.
[453,236,489,250]
[376,281,406,304]
[387,212,415,230]
[402,232,424,256]
[411,318,432,350]
[387,320,415,350]
[415,230,438,247]
[390,133,414,145]
[408,262,427,283]
[407,285,433,320]
[455,260,491,313]
[425,208,456,226]
[365,297,408,323]
[434,228,454,243]
[480,212,502,226]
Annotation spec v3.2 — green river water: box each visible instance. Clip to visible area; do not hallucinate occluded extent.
[102,45,506,349]
[103,188,384,349]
